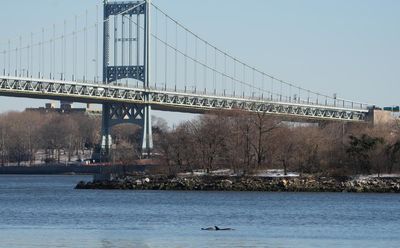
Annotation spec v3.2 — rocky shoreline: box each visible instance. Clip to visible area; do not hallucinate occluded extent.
[75,175,400,193]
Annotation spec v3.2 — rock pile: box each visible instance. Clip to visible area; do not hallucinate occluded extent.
[76,175,400,193]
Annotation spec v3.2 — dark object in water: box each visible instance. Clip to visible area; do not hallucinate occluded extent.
[201,226,234,231]
[201,227,215,231]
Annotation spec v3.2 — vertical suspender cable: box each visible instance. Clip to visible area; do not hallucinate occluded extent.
[65,20,68,79]
[62,20,67,80]
[38,33,41,78]
[194,37,197,93]
[136,14,140,87]
[233,58,236,96]
[164,14,168,91]
[114,15,118,83]
[154,10,158,88]
[271,77,274,100]
[2,49,4,75]
[47,31,48,79]
[27,39,30,76]
[261,74,265,100]
[61,23,64,80]
[25,38,28,76]
[184,31,187,92]
[7,40,10,76]
[252,68,255,99]
[60,25,63,80]
[65,21,67,80]
[96,6,99,82]
[242,63,245,97]
[41,28,44,78]
[128,14,132,68]
[2,50,5,76]
[174,21,178,91]
[121,15,125,68]
[262,74,266,100]
[297,87,301,103]
[5,48,7,76]
[213,47,216,94]
[52,25,56,80]
[223,53,227,95]
[84,10,88,82]
[13,45,16,76]
[14,46,18,76]
[29,35,33,77]
[49,29,53,78]
[122,16,127,86]
[19,36,22,76]
[204,42,207,93]
[73,16,77,80]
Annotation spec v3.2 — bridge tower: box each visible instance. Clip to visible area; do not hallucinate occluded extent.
[101,0,153,159]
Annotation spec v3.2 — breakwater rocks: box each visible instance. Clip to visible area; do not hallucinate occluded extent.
[76,175,400,193]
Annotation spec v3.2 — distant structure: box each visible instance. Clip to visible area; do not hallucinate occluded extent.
[25,102,100,115]
[383,106,400,112]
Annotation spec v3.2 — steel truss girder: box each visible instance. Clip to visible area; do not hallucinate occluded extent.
[107,66,144,83]
[107,103,145,126]
[104,1,145,18]
[0,76,369,122]
[149,91,368,122]
[0,77,146,103]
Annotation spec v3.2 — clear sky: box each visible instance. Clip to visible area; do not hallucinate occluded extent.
[0,0,399,124]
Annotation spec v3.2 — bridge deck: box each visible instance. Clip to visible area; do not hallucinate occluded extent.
[0,76,369,122]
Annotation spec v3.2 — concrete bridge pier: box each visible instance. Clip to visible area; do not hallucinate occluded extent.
[367,109,397,126]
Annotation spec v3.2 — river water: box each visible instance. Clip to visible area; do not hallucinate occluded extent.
[0,175,399,248]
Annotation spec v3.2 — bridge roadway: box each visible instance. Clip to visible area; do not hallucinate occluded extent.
[0,76,369,122]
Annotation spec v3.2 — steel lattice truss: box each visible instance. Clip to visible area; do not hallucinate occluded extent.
[0,76,369,122]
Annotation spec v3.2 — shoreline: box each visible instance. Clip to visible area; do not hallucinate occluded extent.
[0,164,147,175]
[75,175,400,193]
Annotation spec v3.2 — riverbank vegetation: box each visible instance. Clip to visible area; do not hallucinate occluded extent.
[0,111,99,165]
[157,111,400,177]
[0,110,399,177]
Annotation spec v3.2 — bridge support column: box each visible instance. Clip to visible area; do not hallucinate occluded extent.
[100,102,153,161]
[101,0,153,160]
[101,103,114,161]
[141,103,153,157]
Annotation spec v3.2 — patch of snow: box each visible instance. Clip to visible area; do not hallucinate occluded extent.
[356,174,400,179]
[210,169,233,175]
[255,169,299,178]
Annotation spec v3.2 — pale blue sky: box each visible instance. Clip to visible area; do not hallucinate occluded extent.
[0,0,399,124]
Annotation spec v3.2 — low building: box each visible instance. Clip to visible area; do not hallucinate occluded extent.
[26,102,87,115]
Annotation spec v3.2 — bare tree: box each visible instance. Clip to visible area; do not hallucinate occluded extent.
[249,112,281,169]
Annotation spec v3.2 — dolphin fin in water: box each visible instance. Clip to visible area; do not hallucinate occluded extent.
[215,226,235,230]
[201,227,215,231]
[201,226,234,231]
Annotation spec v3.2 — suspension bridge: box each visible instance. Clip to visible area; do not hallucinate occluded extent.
[0,0,372,157]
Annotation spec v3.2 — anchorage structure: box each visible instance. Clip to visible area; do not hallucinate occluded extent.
[101,0,153,158]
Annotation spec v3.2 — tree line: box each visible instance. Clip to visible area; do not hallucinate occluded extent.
[156,111,400,176]
[0,111,99,165]
[1,109,399,176]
